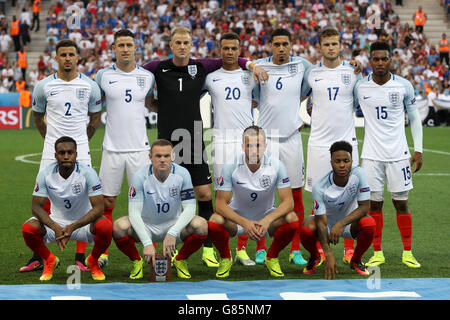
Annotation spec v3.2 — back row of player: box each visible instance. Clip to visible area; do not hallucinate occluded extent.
[21,26,423,280]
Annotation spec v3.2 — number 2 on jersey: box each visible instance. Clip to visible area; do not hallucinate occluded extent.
[64,102,72,116]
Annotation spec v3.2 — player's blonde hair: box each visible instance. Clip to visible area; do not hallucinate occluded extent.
[171,26,192,40]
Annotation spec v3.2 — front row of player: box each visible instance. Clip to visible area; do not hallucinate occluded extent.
[22,127,375,281]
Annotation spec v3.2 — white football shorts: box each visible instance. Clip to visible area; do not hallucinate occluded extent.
[305,143,359,192]
[40,141,91,171]
[266,131,304,189]
[361,158,413,193]
[99,149,150,197]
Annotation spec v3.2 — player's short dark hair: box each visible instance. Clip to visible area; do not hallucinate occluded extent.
[55,136,77,151]
[329,141,352,157]
[242,125,266,143]
[369,41,391,56]
[114,29,135,43]
[270,28,291,42]
[220,32,241,45]
[318,28,341,44]
[151,139,173,153]
[55,39,79,55]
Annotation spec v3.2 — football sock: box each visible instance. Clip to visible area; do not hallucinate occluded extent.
[300,226,319,259]
[256,237,266,251]
[198,200,214,248]
[207,221,231,259]
[290,188,304,252]
[177,233,208,260]
[102,206,114,255]
[396,212,412,251]
[22,223,51,261]
[114,235,141,261]
[76,241,87,254]
[91,219,112,260]
[352,217,376,262]
[267,221,298,259]
[237,235,248,251]
[369,210,383,251]
[344,239,355,253]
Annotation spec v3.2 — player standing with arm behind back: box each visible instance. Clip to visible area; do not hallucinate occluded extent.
[95,29,155,268]
[354,41,423,268]
[305,28,362,265]
[254,28,312,266]
[204,32,262,266]
[21,40,102,273]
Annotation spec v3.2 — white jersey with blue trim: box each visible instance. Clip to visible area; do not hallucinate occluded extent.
[312,166,370,228]
[204,68,256,142]
[355,73,417,161]
[32,73,102,145]
[306,61,361,147]
[96,64,155,152]
[32,162,102,222]
[217,153,291,220]
[254,56,312,138]
[128,163,195,227]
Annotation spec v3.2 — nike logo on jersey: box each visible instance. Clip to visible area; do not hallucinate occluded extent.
[109,81,118,84]
[49,91,58,96]
[314,79,323,82]
[162,69,171,72]
[236,181,246,185]
[363,96,371,99]
[48,186,57,190]
[146,191,156,195]
[213,79,221,82]
[404,182,411,187]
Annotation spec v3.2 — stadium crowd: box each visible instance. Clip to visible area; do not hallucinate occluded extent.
[0,0,449,123]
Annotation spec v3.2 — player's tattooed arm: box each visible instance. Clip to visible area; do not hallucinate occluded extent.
[33,111,46,138]
[87,111,101,140]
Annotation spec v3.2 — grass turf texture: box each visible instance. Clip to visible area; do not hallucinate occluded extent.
[1,126,449,284]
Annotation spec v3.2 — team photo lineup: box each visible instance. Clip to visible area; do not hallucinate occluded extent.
[10,0,448,289]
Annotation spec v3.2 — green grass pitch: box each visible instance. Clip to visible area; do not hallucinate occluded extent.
[1,126,449,284]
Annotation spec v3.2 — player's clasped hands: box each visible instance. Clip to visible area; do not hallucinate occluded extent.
[243,220,265,241]
[55,224,75,251]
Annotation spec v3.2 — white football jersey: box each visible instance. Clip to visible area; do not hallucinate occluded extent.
[32,73,102,145]
[254,56,312,138]
[128,163,195,228]
[96,64,155,152]
[312,166,370,229]
[33,162,103,222]
[204,68,256,142]
[217,153,291,220]
[306,61,361,147]
[355,73,417,161]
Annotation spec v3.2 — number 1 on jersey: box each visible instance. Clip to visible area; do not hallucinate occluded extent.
[178,78,183,92]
